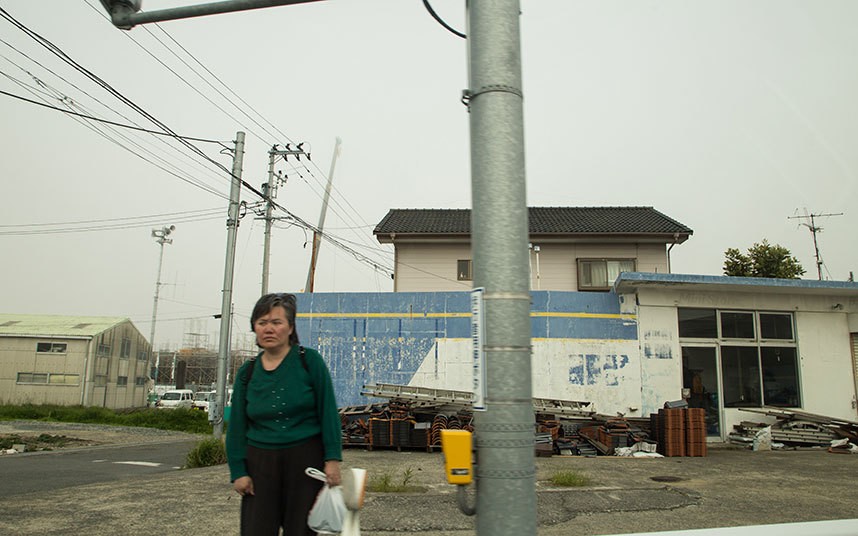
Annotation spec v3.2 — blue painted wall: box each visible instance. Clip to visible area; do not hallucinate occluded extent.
[295,291,635,406]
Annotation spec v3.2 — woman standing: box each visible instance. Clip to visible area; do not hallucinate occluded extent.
[227,293,342,535]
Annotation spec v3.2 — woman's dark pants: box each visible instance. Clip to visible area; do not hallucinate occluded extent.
[241,437,324,535]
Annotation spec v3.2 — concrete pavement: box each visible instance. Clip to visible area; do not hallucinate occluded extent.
[3,442,858,535]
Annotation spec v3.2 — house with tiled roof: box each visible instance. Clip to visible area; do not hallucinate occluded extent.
[0,314,150,408]
[374,207,693,292]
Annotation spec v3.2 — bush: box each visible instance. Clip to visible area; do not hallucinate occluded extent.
[0,404,212,435]
[549,470,591,487]
[186,437,227,468]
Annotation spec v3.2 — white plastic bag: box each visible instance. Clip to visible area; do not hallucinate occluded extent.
[306,468,347,534]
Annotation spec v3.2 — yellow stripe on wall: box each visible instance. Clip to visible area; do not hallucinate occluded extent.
[298,312,635,320]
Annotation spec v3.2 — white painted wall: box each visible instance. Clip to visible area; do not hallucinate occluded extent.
[409,338,644,416]
[395,240,669,292]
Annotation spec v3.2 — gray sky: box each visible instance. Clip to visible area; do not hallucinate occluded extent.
[1,1,855,350]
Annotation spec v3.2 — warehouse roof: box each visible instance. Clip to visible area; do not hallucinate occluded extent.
[0,314,131,338]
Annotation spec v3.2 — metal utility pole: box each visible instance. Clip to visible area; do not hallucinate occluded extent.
[260,143,310,295]
[149,225,175,387]
[305,137,341,293]
[214,131,245,439]
[788,211,844,280]
[465,1,536,535]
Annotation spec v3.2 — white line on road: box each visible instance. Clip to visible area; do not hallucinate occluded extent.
[112,461,162,467]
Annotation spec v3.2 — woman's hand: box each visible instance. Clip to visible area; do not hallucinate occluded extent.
[233,476,255,497]
[324,460,342,486]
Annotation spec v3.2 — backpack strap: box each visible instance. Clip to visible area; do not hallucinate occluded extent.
[243,346,309,387]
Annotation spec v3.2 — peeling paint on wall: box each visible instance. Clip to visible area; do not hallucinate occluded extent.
[295,291,638,407]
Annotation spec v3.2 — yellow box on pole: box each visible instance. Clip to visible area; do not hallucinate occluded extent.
[441,429,473,485]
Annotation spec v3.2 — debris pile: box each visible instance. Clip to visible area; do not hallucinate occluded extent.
[728,407,858,453]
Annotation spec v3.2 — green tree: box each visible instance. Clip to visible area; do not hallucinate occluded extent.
[723,240,806,279]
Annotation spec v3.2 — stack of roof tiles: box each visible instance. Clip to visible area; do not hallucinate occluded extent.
[651,408,707,457]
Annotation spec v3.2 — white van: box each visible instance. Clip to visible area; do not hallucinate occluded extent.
[156,389,194,409]
[192,390,215,412]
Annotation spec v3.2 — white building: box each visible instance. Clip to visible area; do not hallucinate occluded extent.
[0,314,150,408]
[373,206,693,292]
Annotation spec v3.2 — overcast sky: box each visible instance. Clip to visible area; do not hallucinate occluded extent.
[1,1,855,351]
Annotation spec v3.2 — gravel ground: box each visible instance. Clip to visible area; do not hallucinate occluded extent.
[2,421,857,535]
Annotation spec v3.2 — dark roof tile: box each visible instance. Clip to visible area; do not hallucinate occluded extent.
[374,207,692,236]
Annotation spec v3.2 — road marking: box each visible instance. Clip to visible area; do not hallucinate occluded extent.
[93,459,107,463]
[113,461,162,467]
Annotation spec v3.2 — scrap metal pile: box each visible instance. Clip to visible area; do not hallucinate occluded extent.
[728,407,858,452]
[339,383,704,457]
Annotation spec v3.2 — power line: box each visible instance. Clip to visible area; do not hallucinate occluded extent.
[0,87,223,143]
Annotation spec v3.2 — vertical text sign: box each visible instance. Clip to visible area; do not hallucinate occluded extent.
[471,287,487,411]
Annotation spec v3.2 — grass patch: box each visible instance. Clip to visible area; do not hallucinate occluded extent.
[185,437,227,468]
[549,469,591,487]
[367,467,426,493]
[0,404,212,435]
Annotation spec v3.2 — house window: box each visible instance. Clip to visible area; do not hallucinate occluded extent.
[97,343,111,357]
[117,376,128,386]
[457,259,473,281]
[36,342,68,354]
[678,308,717,338]
[17,373,48,384]
[720,312,755,339]
[94,375,107,387]
[48,374,80,385]
[578,259,635,290]
[120,338,132,359]
[678,308,800,408]
[138,349,148,361]
[135,376,147,386]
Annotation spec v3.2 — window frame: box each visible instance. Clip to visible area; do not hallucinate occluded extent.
[36,342,68,354]
[678,307,800,409]
[457,259,473,281]
[577,258,636,291]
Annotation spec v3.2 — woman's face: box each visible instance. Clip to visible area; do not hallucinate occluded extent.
[253,306,294,352]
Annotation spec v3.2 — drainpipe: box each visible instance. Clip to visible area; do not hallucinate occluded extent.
[667,233,680,273]
[81,338,94,406]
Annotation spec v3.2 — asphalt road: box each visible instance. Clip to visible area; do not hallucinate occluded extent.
[0,439,198,498]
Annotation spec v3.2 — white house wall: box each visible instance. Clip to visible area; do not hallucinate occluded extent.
[394,242,669,292]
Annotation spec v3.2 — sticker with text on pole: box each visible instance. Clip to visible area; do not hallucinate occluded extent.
[471,287,487,411]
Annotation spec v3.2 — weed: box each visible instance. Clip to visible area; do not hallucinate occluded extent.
[367,466,425,493]
[185,437,227,468]
[549,469,591,487]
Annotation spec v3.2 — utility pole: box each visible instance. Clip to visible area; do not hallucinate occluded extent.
[788,211,843,280]
[214,131,245,439]
[149,225,175,387]
[260,143,310,295]
[305,137,341,293]
[466,2,536,535]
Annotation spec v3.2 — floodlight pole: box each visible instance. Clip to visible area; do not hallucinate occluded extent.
[466,1,536,535]
[149,225,175,388]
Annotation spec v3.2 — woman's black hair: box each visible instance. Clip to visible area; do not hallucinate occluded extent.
[250,293,300,346]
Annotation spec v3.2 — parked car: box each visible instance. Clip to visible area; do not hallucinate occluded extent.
[192,390,215,412]
[156,389,194,409]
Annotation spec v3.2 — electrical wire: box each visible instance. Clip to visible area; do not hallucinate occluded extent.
[0,7,236,181]
[0,88,222,143]
[422,0,466,39]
